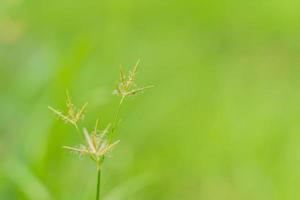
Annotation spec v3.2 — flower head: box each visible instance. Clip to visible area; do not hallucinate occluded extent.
[63,120,120,169]
[48,91,88,130]
[114,60,154,101]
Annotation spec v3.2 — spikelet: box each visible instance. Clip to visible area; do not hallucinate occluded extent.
[63,120,119,168]
[48,91,88,130]
[114,60,154,100]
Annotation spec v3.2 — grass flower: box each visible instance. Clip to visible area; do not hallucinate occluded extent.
[48,91,88,130]
[48,60,152,200]
[110,60,154,141]
[63,120,120,169]
[114,59,154,103]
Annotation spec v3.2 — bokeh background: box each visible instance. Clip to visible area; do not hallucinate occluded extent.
[1,0,300,199]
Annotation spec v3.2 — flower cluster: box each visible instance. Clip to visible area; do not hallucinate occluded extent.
[114,60,154,102]
[49,61,152,170]
[63,120,119,169]
[48,91,88,130]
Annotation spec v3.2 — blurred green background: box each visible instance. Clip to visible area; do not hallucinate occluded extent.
[1,0,300,199]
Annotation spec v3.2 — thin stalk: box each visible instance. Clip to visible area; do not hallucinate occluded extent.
[96,97,124,199]
[109,96,125,141]
[96,169,101,200]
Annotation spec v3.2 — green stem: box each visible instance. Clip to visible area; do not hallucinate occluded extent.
[110,96,125,141]
[96,169,101,200]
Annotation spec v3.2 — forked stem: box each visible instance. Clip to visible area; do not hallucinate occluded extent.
[96,169,101,200]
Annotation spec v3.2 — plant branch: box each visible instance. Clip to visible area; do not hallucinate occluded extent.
[109,96,125,142]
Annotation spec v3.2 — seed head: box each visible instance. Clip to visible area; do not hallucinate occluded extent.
[63,120,120,169]
[114,60,154,100]
[48,91,88,130]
